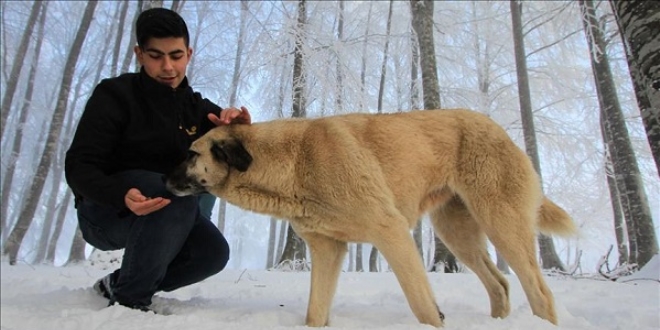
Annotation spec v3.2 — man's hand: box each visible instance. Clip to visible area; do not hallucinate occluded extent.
[124,188,170,216]
[208,106,252,126]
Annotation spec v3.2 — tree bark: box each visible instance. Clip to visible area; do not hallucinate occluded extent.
[335,0,345,113]
[3,0,98,265]
[0,0,44,139]
[410,0,440,110]
[410,0,460,272]
[580,0,658,268]
[277,0,309,267]
[1,1,48,243]
[510,0,566,271]
[267,217,277,268]
[369,245,379,272]
[609,0,660,176]
[358,2,373,111]
[604,150,629,266]
[110,0,129,77]
[377,0,394,113]
[46,191,73,264]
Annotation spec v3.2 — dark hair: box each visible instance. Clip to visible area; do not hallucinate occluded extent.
[135,8,190,48]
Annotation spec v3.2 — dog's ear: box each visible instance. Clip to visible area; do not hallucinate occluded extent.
[210,138,253,172]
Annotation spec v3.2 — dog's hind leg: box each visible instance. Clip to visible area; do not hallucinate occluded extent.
[371,217,444,327]
[468,202,558,325]
[296,230,348,327]
[430,196,510,319]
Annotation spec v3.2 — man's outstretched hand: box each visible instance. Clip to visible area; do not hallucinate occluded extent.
[208,106,251,126]
[124,188,171,216]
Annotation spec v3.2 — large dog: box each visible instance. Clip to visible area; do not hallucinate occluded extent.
[165,109,576,327]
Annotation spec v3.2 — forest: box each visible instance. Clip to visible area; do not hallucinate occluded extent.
[0,0,658,278]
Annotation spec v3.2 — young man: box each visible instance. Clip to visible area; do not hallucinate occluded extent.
[65,8,251,311]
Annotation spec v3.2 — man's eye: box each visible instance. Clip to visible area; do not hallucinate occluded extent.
[149,55,162,59]
[171,56,183,61]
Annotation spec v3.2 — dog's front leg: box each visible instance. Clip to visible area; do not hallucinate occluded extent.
[298,230,348,327]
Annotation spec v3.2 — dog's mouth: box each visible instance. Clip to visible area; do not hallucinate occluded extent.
[163,171,208,196]
[165,179,208,196]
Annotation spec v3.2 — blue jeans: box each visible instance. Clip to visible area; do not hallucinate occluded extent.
[77,170,229,306]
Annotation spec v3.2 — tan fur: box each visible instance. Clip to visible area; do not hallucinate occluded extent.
[165,109,576,327]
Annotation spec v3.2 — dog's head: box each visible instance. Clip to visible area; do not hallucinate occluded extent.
[165,128,253,196]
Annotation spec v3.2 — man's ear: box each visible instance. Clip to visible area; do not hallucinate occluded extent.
[134,45,144,65]
[210,139,252,172]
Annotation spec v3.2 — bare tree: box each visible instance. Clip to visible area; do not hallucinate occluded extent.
[278,0,308,267]
[1,1,48,243]
[410,0,458,273]
[3,0,98,265]
[266,217,278,268]
[580,0,658,268]
[358,2,373,112]
[510,0,565,271]
[213,0,250,233]
[110,0,130,77]
[0,0,44,140]
[609,0,660,176]
[377,0,394,113]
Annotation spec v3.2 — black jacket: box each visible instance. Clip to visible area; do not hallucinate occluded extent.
[65,69,222,210]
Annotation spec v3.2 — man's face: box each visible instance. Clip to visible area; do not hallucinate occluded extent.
[135,37,192,88]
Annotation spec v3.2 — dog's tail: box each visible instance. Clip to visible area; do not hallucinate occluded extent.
[537,197,577,237]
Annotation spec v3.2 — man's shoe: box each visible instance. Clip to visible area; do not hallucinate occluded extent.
[92,273,115,301]
[111,301,155,314]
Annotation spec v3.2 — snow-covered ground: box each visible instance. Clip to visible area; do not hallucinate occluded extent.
[1,257,658,330]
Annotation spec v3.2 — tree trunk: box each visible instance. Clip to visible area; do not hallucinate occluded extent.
[510,0,566,271]
[429,235,458,273]
[377,0,394,113]
[358,2,373,111]
[411,0,459,272]
[277,0,309,268]
[1,1,48,244]
[216,200,226,232]
[348,244,354,271]
[267,217,277,268]
[120,1,143,74]
[355,243,363,272]
[110,0,130,77]
[291,0,307,119]
[580,0,658,268]
[609,0,660,176]
[604,151,629,266]
[369,245,379,272]
[277,224,307,268]
[3,0,98,265]
[66,221,86,265]
[410,0,441,110]
[0,0,44,139]
[276,220,286,262]
[46,191,74,264]
[335,0,345,113]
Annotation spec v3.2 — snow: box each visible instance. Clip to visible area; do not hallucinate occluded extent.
[1,259,659,330]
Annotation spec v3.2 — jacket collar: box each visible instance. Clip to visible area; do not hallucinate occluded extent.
[138,67,191,97]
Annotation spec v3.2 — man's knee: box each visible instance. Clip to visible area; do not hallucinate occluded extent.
[207,233,230,274]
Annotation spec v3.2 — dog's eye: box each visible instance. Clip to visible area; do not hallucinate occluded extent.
[187,150,199,160]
